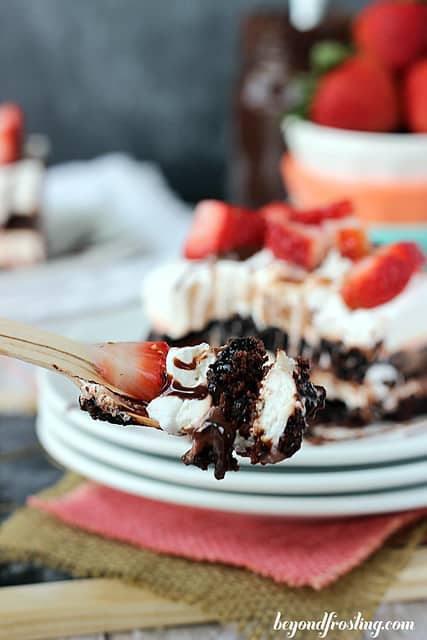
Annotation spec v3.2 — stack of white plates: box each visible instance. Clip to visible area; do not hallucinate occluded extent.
[36,309,427,518]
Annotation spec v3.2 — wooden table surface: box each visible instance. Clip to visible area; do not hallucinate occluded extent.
[1,415,427,640]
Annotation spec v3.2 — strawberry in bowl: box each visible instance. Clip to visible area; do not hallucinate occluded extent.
[281,0,427,252]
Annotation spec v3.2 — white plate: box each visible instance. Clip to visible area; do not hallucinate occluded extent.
[37,413,427,517]
[38,396,427,495]
[39,369,427,468]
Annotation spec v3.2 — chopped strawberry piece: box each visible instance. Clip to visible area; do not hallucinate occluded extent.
[336,226,370,261]
[0,103,23,164]
[259,201,292,224]
[341,242,425,309]
[96,341,169,401]
[265,219,328,270]
[290,200,353,225]
[184,200,265,260]
[390,241,425,271]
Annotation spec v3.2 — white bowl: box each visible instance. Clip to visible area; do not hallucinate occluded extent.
[282,116,427,181]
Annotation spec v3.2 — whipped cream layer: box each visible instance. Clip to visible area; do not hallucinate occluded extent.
[142,250,427,354]
[147,343,215,435]
[254,351,300,447]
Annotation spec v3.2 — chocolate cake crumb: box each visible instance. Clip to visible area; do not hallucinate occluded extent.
[277,409,306,460]
[207,337,268,427]
[293,357,326,420]
[79,397,138,426]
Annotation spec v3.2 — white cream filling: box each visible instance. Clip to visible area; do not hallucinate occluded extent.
[0,230,45,268]
[147,343,216,436]
[312,368,426,412]
[253,351,299,447]
[146,394,212,436]
[142,250,427,355]
[165,344,216,388]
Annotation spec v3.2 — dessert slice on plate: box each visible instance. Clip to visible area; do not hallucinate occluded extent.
[143,199,427,429]
[0,103,47,268]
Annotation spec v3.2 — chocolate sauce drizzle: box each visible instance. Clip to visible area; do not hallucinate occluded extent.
[173,356,197,371]
[164,378,209,400]
[182,408,239,480]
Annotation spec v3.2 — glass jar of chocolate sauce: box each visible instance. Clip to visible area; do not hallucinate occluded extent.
[229,10,349,208]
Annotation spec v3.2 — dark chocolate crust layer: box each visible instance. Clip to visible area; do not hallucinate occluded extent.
[314,394,427,428]
[148,317,289,353]
[79,396,138,426]
[5,213,40,230]
[148,316,380,382]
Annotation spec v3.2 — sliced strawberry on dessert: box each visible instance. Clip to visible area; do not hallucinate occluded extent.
[259,201,292,224]
[0,103,24,164]
[290,200,353,226]
[336,226,370,261]
[265,219,328,270]
[184,200,265,260]
[95,341,169,401]
[390,241,426,271]
[341,242,425,309]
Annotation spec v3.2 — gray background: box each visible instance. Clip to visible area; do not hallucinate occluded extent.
[0,0,364,201]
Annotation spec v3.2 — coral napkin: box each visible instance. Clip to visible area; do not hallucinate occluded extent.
[29,482,427,589]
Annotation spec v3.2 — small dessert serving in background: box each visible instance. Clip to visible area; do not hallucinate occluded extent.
[143,198,427,430]
[281,0,427,250]
[0,102,46,268]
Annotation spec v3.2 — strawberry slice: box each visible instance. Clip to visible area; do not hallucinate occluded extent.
[259,200,353,227]
[259,201,292,224]
[290,200,353,225]
[341,242,425,309]
[0,103,23,164]
[390,241,425,271]
[336,226,370,261]
[184,200,265,260]
[95,341,169,401]
[265,219,328,270]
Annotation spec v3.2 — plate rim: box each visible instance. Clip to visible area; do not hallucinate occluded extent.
[38,398,427,495]
[37,417,427,517]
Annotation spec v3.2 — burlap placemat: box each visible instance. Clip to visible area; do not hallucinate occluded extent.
[0,473,426,640]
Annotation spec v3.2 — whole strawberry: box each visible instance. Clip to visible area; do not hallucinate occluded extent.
[310,55,399,132]
[353,0,427,71]
[403,58,427,133]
